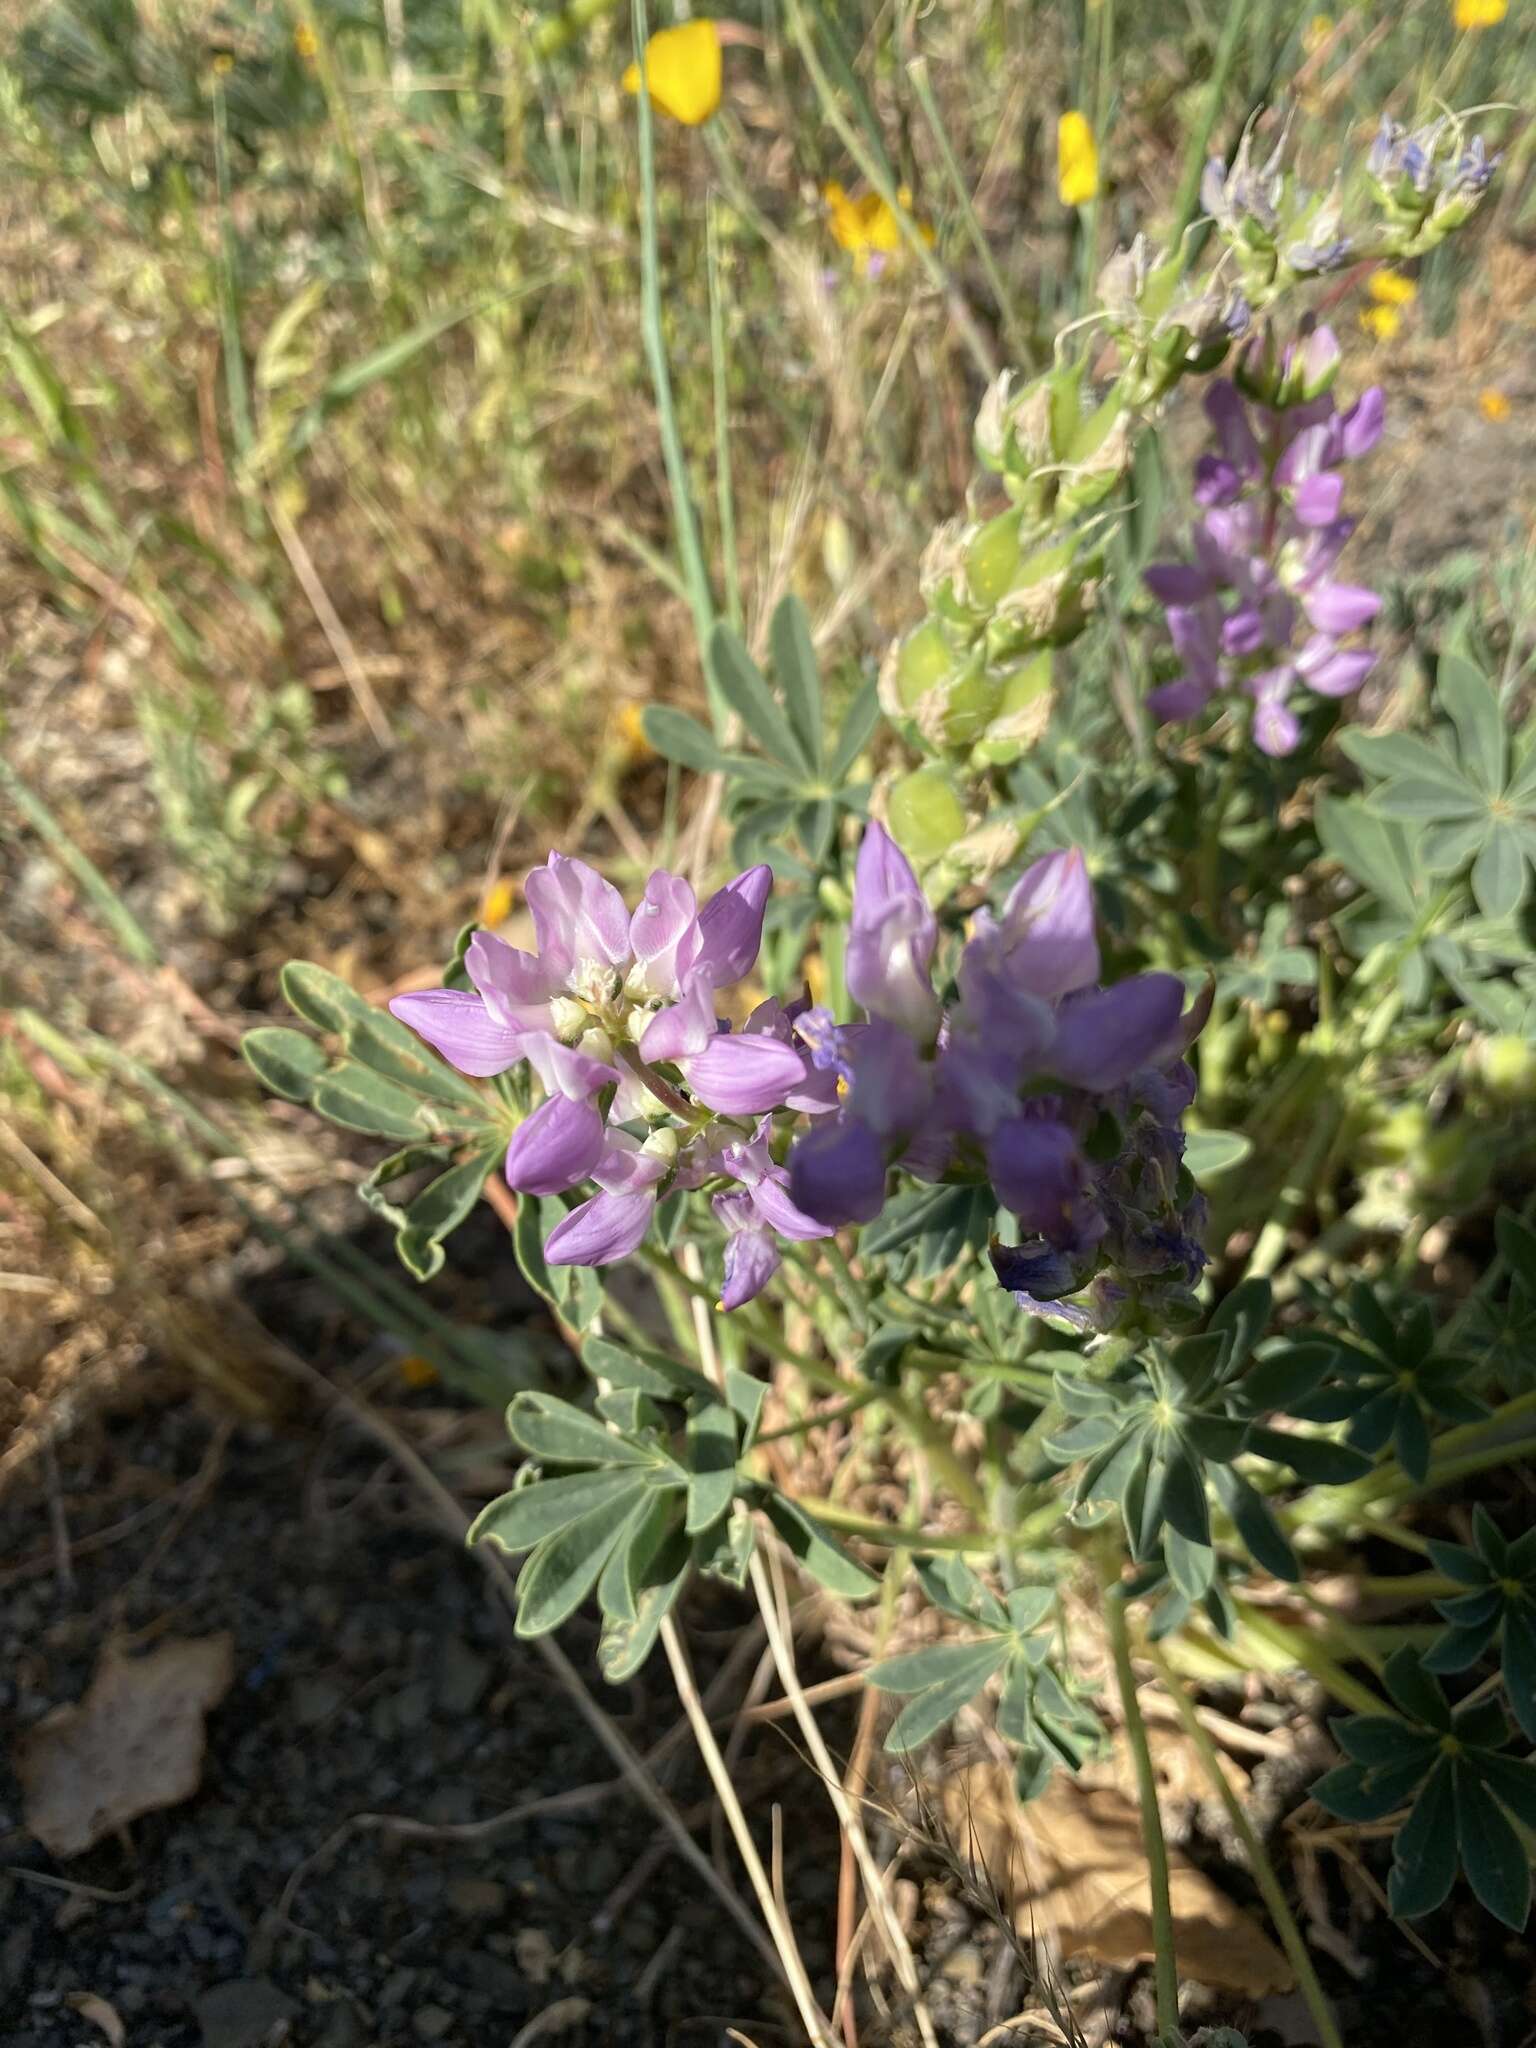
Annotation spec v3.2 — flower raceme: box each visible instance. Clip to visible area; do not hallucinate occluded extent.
[389,853,830,1291]
[788,825,1209,1328]
[1143,326,1385,755]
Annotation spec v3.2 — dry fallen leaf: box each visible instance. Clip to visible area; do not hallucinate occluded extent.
[67,1993,125,2048]
[15,1634,235,1858]
[942,1755,1292,1997]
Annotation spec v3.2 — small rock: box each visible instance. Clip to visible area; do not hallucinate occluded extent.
[456,1952,523,2007]
[939,1944,984,1985]
[194,1978,300,2048]
[291,1676,346,1729]
[445,1878,506,1920]
[411,2008,454,2043]
[378,1969,417,2008]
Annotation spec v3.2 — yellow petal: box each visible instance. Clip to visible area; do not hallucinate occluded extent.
[1368,268,1417,306]
[623,20,722,125]
[479,877,515,926]
[1479,387,1512,422]
[1057,110,1099,207]
[1453,0,1506,25]
[1359,304,1400,341]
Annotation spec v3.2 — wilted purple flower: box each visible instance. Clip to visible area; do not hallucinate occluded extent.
[787,828,1207,1328]
[1143,333,1384,754]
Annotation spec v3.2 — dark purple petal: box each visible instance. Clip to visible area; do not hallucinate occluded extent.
[787,1117,889,1227]
[1048,976,1187,1090]
[682,1033,809,1115]
[544,1189,656,1266]
[1147,677,1215,724]
[845,1019,933,1140]
[1340,386,1385,459]
[996,848,1100,1000]
[628,870,700,997]
[1192,457,1242,507]
[1203,380,1261,474]
[1221,605,1269,657]
[1303,582,1381,635]
[986,1118,1100,1246]
[504,1093,606,1196]
[692,864,773,987]
[1144,563,1213,605]
[388,988,524,1077]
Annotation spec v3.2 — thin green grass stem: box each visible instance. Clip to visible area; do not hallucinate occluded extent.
[1104,1589,1180,2036]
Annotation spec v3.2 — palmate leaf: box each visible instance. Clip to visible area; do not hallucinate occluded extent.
[1454,1764,1531,1930]
[242,1025,328,1103]
[761,1494,878,1599]
[468,1468,657,1555]
[709,622,812,774]
[513,1480,654,1637]
[505,1391,658,1468]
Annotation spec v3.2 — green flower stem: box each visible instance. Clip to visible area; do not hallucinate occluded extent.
[631,0,722,722]
[1232,1602,1392,1719]
[792,1496,997,1554]
[1104,1589,1180,2037]
[754,1385,886,1444]
[1148,1647,1346,2048]
[819,1236,870,1333]
[783,0,998,383]
[1169,0,1250,240]
[704,196,743,638]
[1289,1391,1536,1526]
[1245,1104,1343,1280]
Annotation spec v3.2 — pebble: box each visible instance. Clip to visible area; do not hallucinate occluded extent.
[445,1878,506,1920]
[291,1674,347,1727]
[433,1638,492,1717]
[411,2007,454,2042]
[194,1978,300,2048]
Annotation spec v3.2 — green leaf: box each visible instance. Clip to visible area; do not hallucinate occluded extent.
[1478,1752,1536,1830]
[598,1526,692,1683]
[505,1392,655,1468]
[708,622,810,772]
[1211,1464,1298,1580]
[1314,795,1416,915]
[1501,1607,1536,1744]
[880,1640,1010,1751]
[469,1468,652,1555]
[769,594,823,771]
[1382,1647,1453,1731]
[1208,1277,1271,1369]
[241,1026,326,1103]
[310,1066,438,1140]
[1244,1425,1371,1485]
[1471,822,1527,921]
[1164,1525,1216,1600]
[1454,1763,1531,1930]
[642,705,729,774]
[596,1490,674,1624]
[724,1369,767,1450]
[762,1495,878,1598]
[1388,1758,1458,1919]
[1496,1209,1536,1293]
[870,1637,1008,1696]
[1437,652,1506,794]
[1340,728,1473,792]
[342,1007,491,1112]
[513,1482,651,1637]
[279,960,381,1038]
[860,1184,972,1257]
[1184,1128,1252,1180]
[830,673,880,783]
[512,1192,557,1307]
[1334,1716,1434,1768]
[580,1335,716,1405]
[684,1400,739,1535]
[402,1145,498,1248]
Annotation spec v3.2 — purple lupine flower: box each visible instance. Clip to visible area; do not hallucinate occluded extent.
[1142,332,1384,754]
[712,1128,833,1309]
[788,830,1208,1328]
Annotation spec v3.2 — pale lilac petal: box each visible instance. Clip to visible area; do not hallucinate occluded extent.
[787,1117,889,1226]
[1222,604,1269,656]
[996,848,1100,1000]
[627,870,700,997]
[1273,422,1331,488]
[716,1214,781,1310]
[522,1033,619,1101]
[504,1093,606,1196]
[544,1189,656,1266]
[590,1129,673,1195]
[693,865,773,987]
[388,989,524,1077]
[1203,380,1260,473]
[466,932,558,1033]
[1291,471,1345,527]
[525,853,631,972]
[682,1033,808,1115]
[639,974,717,1063]
[1048,975,1187,1090]
[750,1175,835,1242]
[1252,693,1302,755]
[1339,386,1385,459]
[1296,637,1374,697]
[846,822,940,1039]
[1303,582,1381,635]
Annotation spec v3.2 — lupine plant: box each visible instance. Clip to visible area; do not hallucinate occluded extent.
[242,62,1533,2048]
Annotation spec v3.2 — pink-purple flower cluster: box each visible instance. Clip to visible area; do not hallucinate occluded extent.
[1144,327,1384,756]
[787,825,1209,1328]
[390,853,836,1308]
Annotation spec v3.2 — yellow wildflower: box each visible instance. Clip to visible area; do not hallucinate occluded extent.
[398,1354,439,1388]
[1057,111,1099,207]
[1302,13,1335,53]
[293,21,319,59]
[211,51,235,74]
[823,181,932,275]
[479,876,515,926]
[615,701,653,759]
[1360,304,1401,342]
[622,20,722,126]
[1479,387,1512,422]
[1454,0,1507,26]
[1368,268,1417,306]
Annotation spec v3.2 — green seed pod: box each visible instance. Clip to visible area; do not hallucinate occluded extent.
[1468,1034,1536,1105]
[970,649,1053,768]
[963,507,1025,609]
[886,765,968,864]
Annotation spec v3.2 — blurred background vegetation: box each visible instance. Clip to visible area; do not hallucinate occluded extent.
[2,0,1533,1472]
